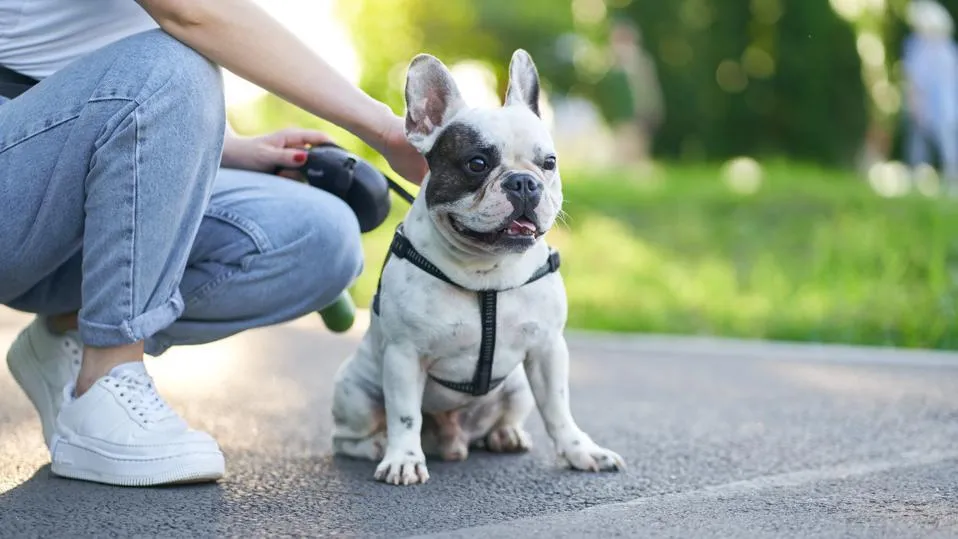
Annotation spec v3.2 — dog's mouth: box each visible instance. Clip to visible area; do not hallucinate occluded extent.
[450,215,542,245]
[504,217,538,237]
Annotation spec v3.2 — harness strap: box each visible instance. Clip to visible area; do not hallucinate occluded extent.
[471,290,498,395]
[372,225,560,396]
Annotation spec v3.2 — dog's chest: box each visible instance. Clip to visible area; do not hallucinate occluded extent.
[388,267,564,386]
[426,285,550,360]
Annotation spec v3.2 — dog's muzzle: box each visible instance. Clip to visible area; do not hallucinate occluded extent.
[502,172,543,214]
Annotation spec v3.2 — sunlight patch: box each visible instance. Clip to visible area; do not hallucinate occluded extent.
[867,161,911,198]
[721,156,763,194]
[912,164,941,197]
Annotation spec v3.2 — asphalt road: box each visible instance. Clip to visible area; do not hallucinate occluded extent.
[1,307,957,538]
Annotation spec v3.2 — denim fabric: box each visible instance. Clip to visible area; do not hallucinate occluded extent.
[0,29,363,355]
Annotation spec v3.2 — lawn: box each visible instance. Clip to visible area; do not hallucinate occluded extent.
[347,160,958,351]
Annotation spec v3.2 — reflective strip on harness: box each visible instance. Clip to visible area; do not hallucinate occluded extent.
[372,225,560,397]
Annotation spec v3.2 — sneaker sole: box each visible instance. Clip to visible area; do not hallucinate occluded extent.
[6,331,57,447]
[50,436,225,487]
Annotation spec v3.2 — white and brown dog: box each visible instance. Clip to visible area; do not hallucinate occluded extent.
[331,49,625,485]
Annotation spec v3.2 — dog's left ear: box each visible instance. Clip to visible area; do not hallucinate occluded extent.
[504,49,541,117]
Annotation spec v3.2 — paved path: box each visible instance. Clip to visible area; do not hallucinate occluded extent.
[1,307,957,538]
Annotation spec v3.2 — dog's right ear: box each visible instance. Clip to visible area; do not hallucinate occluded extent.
[404,54,467,152]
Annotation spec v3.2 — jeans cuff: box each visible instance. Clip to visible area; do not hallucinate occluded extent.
[143,335,173,357]
[78,291,184,348]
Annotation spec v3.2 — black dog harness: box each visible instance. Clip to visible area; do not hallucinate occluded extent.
[372,225,561,396]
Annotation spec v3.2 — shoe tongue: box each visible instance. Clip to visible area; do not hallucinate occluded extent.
[108,361,148,378]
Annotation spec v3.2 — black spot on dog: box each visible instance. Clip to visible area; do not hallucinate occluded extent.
[424,123,501,207]
[573,440,581,446]
[400,416,414,429]
[406,451,416,457]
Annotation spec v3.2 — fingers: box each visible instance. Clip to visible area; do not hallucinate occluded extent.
[267,146,310,170]
[277,128,335,148]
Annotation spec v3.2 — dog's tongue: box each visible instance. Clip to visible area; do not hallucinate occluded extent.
[507,218,537,236]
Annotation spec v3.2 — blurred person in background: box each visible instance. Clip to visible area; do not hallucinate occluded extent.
[902,0,958,192]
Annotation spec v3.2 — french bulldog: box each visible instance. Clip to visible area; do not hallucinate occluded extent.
[330,49,625,485]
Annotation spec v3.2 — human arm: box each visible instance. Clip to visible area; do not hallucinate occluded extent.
[135,0,427,184]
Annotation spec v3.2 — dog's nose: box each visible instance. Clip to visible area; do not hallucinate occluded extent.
[502,173,542,204]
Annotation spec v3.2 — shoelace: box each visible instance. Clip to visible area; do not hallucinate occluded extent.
[111,371,177,424]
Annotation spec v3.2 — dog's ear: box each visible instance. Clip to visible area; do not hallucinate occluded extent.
[504,49,541,117]
[404,54,467,151]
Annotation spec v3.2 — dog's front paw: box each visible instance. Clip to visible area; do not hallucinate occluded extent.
[558,440,625,472]
[374,449,430,485]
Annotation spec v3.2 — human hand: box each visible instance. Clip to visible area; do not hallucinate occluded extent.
[376,115,429,185]
[221,128,334,173]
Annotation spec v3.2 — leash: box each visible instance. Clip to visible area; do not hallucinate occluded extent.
[386,176,416,204]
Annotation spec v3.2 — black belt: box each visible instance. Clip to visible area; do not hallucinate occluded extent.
[372,225,561,396]
[0,65,38,99]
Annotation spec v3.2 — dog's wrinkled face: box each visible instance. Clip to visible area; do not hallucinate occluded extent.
[404,50,562,255]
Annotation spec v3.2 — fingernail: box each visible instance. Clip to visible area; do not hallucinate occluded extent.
[294,151,307,164]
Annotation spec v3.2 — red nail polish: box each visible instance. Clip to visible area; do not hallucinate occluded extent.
[293,151,307,164]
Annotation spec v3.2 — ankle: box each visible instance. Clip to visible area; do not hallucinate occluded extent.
[46,313,79,335]
[76,342,145,397]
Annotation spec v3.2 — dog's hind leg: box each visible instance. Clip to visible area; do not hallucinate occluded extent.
[422,410,469,461]
[331,356,387,462]
[465,369,535,453]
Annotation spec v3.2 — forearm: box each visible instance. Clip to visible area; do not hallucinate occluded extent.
[137,0,395,152]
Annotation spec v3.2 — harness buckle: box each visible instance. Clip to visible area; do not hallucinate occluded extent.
[548,250,561,273]
[390,231,409,260]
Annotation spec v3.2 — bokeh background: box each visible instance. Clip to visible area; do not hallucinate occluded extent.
[226,0,958,350]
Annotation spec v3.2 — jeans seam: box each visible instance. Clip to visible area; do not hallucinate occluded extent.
[202,207,275,255]
[0,95,139,154]
[179,208,274,308]
[129,107,140,322]
[0,111,82,153]
[183,267,239,308]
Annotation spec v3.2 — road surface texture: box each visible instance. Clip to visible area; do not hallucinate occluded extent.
[1,307,957,538]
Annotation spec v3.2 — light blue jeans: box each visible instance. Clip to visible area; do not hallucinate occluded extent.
[0,30,364,356]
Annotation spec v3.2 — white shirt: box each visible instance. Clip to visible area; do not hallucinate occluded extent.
[0,0,157,79]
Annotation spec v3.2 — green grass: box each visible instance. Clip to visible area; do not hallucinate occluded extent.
[349,160,958,351]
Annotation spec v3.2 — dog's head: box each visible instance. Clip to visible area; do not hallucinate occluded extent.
[404,50,562,255]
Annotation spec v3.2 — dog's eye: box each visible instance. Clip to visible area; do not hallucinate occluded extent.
[466,156,488,174]
[542,156,557,171]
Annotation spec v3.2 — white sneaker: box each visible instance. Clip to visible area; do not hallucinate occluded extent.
[50,361,225,486]
[6,316,82,448]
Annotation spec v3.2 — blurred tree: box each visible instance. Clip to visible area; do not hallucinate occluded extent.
[335,0,872,167]
[240,0,877,169]
[335,0,587,107]
[611,0,869,166]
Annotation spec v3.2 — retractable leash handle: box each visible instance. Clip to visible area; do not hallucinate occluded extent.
[276,142,417,333]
